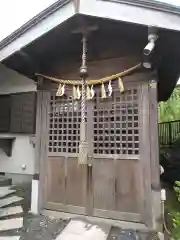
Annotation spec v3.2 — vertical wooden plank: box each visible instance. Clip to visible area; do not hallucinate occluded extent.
[34,90,42,175]
[34,89,43,213]
[86,100,94,215]
[149,81,161,189]
[115,160,141,213]
[93,158,115,211]
[149,78,162,231]
[66,158,86,207]
[139,82,152,227]
[87,100,94,161]
[38,90,50,211]
[47,157,66,203]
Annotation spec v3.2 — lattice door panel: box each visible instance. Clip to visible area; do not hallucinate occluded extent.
[93,87,140,156]
[46,90,87,215]
[48,92,87,154]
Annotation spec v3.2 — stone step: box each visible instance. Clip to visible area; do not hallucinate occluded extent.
[0,218,23,232]
[0,196,23,208]
[0,206,23,219]
[0,237,20,240]
[0,177,12,188]
[0,187,16,200]
[55,219,111,240]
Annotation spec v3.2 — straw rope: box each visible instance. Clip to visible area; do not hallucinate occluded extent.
[35,63,141,86]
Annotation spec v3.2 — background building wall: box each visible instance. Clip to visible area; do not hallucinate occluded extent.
[0,64,36,178]
[0,64,36,94]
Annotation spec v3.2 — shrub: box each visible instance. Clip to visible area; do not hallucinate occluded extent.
[171,181,180,239]
[158,87,180,123]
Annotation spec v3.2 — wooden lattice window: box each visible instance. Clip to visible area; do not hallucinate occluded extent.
[48,86,139,156]
[48,93,86,154]
[10,92,36,134]
[93,87,139,155]
[0,95,10,132]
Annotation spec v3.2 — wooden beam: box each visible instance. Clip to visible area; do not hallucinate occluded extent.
[73,0,80,13]
[72,15,98,36]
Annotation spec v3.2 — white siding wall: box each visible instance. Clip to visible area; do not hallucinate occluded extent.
[0,64,36,175]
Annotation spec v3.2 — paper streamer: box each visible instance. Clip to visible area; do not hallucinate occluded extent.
[101,83,106,99]
[118,77,124,93]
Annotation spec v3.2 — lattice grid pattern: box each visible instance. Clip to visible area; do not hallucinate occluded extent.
[48,93,86,154]
[48,87,140,156]
[93,88,139,155]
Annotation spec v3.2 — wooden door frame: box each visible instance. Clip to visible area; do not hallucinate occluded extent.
[36,74,160,229]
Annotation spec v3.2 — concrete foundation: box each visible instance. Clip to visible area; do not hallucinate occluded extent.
[5,173,33,185]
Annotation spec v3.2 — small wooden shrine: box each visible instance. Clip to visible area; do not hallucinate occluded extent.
[2,1,180,233]
[34,19,161,229]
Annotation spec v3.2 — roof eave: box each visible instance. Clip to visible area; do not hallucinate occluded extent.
[1,0,180,62]
[0,0,71,51]
[0,0,76,62]
[79,0,180,32]
[102,0,180,15]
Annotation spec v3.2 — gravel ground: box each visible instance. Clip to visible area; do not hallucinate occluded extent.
[0,183,68,240]
[15,183,68,240]
[20,214,68,240]
[107,227,156,240]
[0,183,160,240]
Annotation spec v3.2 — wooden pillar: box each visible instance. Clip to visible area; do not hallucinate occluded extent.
[31,76,44,214]
[149,74,162,231]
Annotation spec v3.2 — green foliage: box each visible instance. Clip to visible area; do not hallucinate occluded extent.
[158,88,180,239]
[158,87,180,123]
[171,181,180,239]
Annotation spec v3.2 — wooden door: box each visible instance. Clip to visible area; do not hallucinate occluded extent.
[43,90,87,215]
[90,82,149,223]
[42,81,151,224]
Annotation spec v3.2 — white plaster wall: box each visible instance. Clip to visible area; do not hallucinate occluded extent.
[0,64,36,175]
[0,134,35,175]
[0,64,36,94]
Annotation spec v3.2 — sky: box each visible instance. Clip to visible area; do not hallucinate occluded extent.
[0,0,58,41]
[0,0,179,42]
[157,0,180,6]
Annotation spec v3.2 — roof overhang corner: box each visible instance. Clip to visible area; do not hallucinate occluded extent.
[0,0,77,62]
